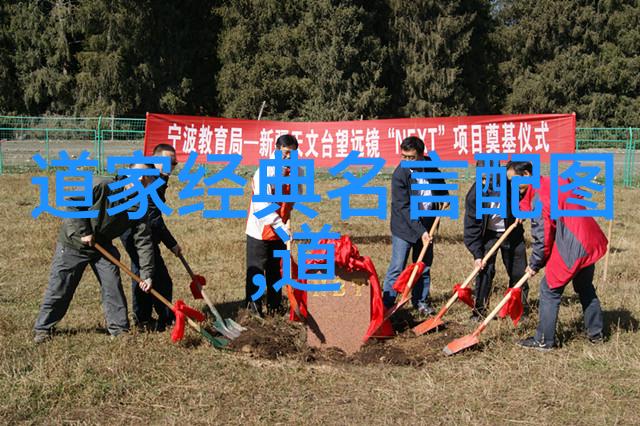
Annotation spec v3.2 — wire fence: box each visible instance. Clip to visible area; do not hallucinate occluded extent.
[0,115,637,187]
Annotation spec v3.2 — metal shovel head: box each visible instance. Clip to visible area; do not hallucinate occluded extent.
[213,319,240,339]
[443,333,480,356]
[210,336,230,349]
[224,318,247,332]
[200,327,230,349]
[412,316,445,336]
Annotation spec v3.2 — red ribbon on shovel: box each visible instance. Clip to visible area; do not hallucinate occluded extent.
[453,283,474,308]
[171,300,206,342]
[189,275,207,300]
[392,262,425,293]
[498,287,523,326]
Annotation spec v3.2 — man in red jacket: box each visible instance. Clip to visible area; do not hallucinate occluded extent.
[507,161,608,351]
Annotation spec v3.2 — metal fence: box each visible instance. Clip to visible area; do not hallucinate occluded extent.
[575,127,637,187]
[0,115,145,173]
[0,116,638,187]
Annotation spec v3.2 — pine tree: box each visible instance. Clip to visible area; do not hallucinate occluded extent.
[216,0,308,120]
[0,1,18,113]
[387,0,496,117]
[9,0,78,114]
[496,0,640,126]
[297,0,389,120]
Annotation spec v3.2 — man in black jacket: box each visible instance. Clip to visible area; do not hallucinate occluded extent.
[34,165,156,343]
[382,137,448,315]
[121,144,181,330]
[463,161,529,320]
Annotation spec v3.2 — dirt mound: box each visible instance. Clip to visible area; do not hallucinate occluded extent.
[222,309,467,367]
[228,310,306,359]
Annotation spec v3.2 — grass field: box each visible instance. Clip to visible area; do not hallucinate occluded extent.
[0,171,639,425]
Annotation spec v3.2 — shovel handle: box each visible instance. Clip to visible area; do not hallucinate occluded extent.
[442,221,521,311]
[94,243,206,334]
[177,252,196,279]
[94,243,172,309]
[473,271,532,335]
[399,214,442,299]
[177,253,222,322]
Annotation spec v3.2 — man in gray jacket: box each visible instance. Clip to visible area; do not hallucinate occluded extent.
[34,165,156,343]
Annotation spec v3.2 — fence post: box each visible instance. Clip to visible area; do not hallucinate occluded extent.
[96,116,103,174]
[630,128,636,187]
[623,128,631,187]
[45,129,50,170]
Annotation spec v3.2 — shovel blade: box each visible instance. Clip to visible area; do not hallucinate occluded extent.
[214,320,240,339]
[413,316,445,336]
[200,327,230,349]
[224,318,246,332]
[383,296,410,322]
[443,334,480,356]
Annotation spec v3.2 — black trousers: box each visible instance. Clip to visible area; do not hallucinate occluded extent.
[245,235,285,311]
[121,230,174,327]
[474,230,529,316]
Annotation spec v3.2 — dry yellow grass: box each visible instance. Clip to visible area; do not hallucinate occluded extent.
[0,171,639,425]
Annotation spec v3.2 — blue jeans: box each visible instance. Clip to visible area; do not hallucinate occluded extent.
[382,234,433,309]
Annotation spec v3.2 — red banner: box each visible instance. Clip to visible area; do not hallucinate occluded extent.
[143,113,575,166]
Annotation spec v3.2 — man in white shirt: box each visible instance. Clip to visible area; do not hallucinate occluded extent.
[245,134,298,316]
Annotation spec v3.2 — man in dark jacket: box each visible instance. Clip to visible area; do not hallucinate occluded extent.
[382,136,448,315]
[510,161,608,351]
[121,144,181,330]
[463,161,529,320]
[34,165,156,343]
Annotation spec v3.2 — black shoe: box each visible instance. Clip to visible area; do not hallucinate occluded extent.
[382,291,396,309]
[134,320,151,331]
[469,313,482,323]
[517,336,554,352]
[588,333,604,344]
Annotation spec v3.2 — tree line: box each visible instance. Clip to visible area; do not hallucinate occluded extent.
[0,0,638,126]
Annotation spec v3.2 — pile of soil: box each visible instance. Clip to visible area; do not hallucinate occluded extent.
[220,309,468,367]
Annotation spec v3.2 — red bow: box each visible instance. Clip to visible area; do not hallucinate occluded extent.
[171,300,206,342]
[498,288,524,326]
[453,283,474,308]
[392,262,425,293]
[189,275,207,300]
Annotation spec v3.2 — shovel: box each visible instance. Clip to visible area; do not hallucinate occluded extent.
[365,215,442,339]
[93,243,229,349]
[442,270,532,356]
[413,221,520,335]
[177,252,245,340]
